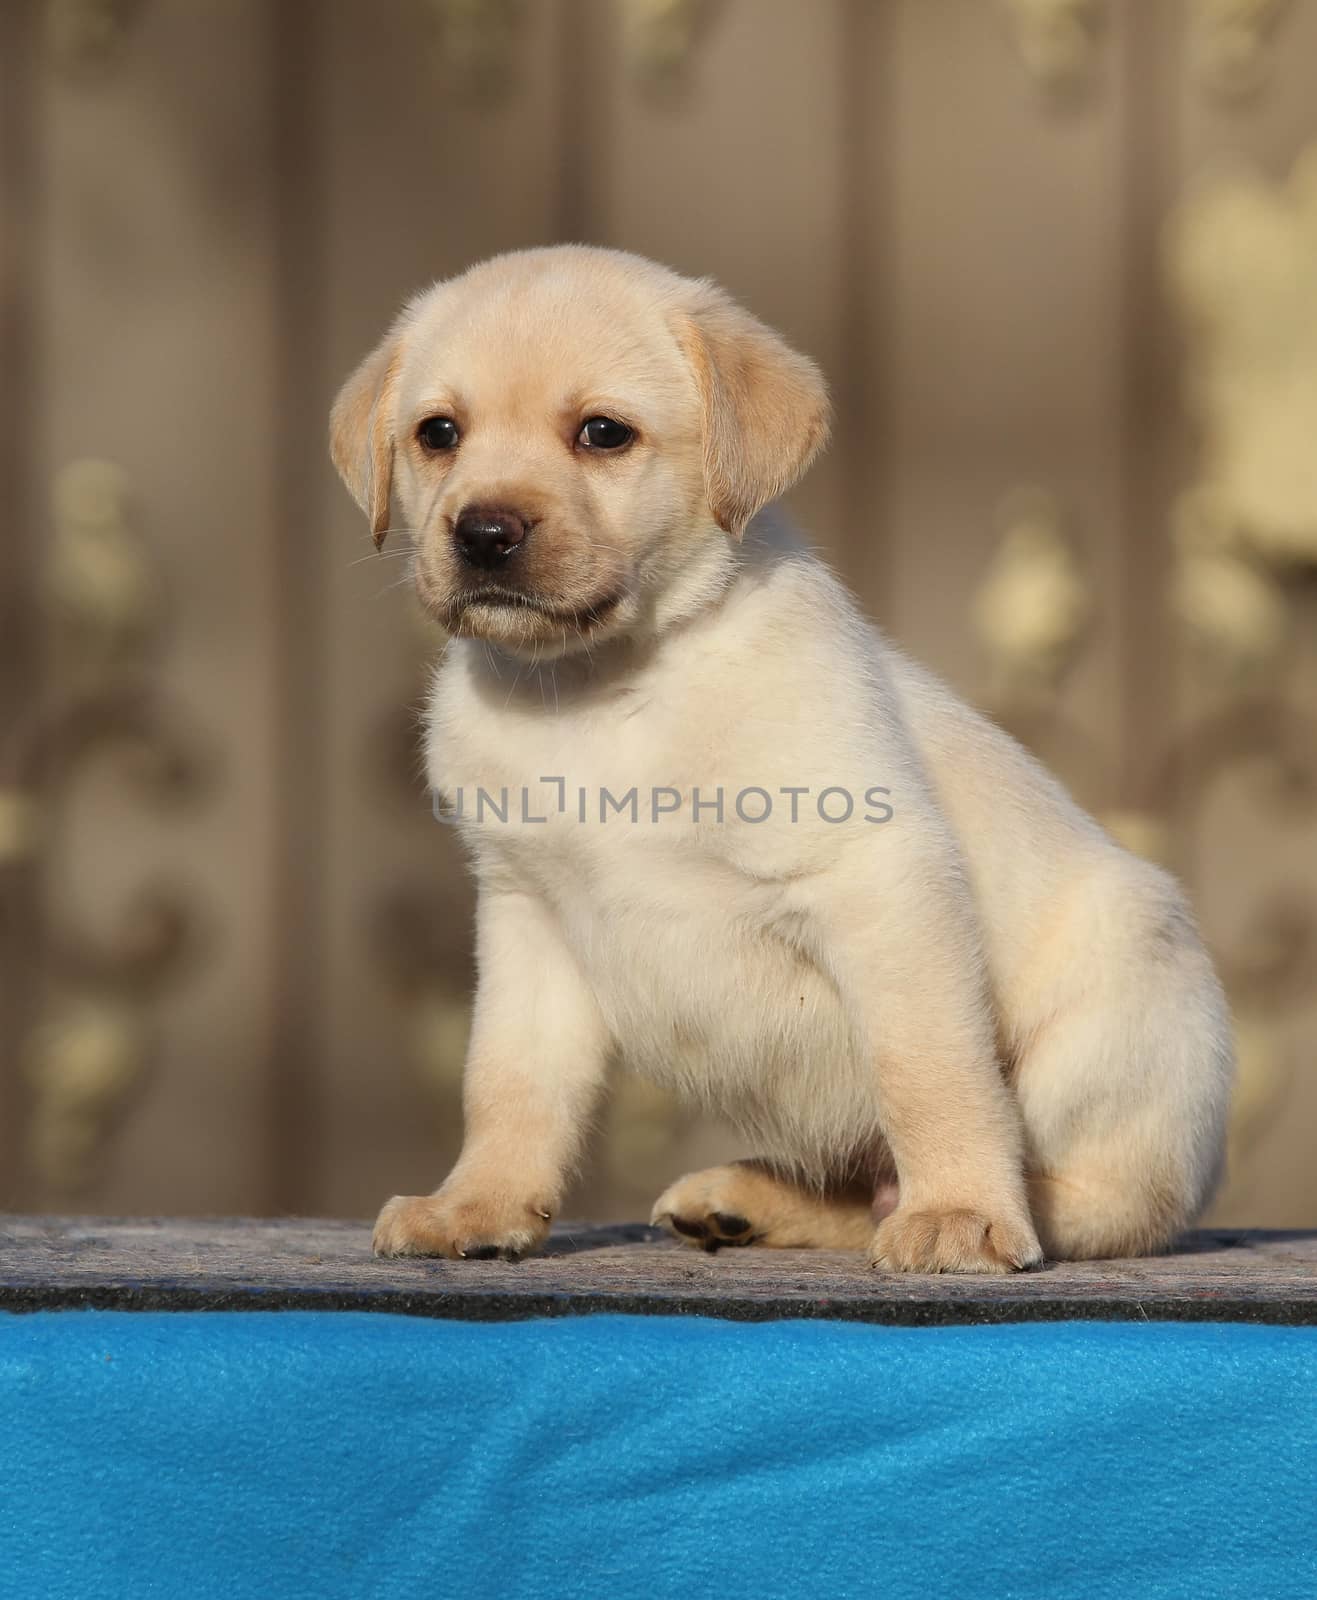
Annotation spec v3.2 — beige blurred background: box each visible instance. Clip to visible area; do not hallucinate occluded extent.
[1,0,1315,1228]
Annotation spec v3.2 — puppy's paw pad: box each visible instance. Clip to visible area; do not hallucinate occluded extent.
[652,1168,765,1251]
[664,1212,710,1242]
[710,1211,754,1242]
[869,1206,1042,1275]
[652,1205,758,1252]
[372,1192,551,1262]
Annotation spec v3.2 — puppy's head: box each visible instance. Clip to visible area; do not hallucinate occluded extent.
[331,247,829,656]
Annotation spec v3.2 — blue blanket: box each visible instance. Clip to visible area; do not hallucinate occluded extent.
[1,1311,1313,1599]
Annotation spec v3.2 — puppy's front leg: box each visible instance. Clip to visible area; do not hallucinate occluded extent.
[824,855,1042,1274]
[373,889,610,1260]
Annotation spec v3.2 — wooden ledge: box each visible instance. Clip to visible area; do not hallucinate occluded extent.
[1,1217,1315,1326]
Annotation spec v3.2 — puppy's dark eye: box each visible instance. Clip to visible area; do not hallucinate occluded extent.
[418,416,460,451]
[578,416,633,451]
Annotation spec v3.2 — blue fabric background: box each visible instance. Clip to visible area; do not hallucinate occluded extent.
[1,1311,1314,1599]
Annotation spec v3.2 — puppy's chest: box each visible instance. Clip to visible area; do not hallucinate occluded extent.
[432,678,820,903]
[437,695,697,858]
[430,683,846,1072]
[443,707,758,913]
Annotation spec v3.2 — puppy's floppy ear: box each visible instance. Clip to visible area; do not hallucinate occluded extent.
[330,325,405,549]
[677,285,831,537]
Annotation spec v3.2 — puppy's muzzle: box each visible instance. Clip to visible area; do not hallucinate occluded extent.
[454,506,529,572]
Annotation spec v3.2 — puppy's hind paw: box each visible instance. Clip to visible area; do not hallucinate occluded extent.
[652,1206,758,1253]
[651,1165,769,1252]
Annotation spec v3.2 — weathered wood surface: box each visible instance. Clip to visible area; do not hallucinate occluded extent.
[2,1217,1316,1326]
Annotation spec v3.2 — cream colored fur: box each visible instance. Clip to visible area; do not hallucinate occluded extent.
[333,246,1234,1273]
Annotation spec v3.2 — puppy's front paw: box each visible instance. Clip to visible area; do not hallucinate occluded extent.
[372,1190,553,1261]
[869,1206,1042,1275]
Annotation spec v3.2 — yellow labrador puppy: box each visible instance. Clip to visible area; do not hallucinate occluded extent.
[332,246,1233,1272]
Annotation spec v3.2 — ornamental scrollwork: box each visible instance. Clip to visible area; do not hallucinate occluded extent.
[2,461,209,1194]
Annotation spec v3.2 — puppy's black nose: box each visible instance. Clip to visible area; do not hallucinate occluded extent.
[454,507,528,570]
